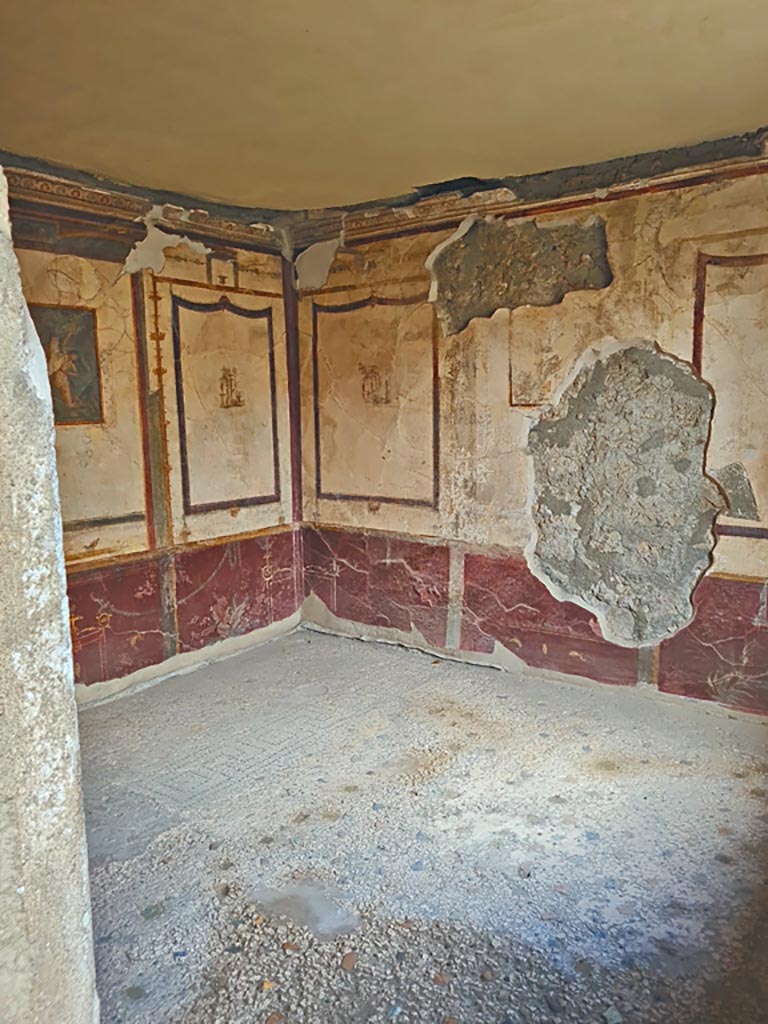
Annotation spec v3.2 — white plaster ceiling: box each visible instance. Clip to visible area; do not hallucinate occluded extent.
[1,1,766,209]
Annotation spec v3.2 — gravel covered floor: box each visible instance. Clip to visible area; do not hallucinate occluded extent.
[80,630,768,1023]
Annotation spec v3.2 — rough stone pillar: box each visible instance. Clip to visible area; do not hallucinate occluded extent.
[0,167,99,1022]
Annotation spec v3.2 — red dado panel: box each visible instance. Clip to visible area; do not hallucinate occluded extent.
[461,551,639,687]
[67,527,767,716]
[68,558,166,686]
[658,575,768,714]
[267,529,302,624]
[303,528,450,648]
[174,530,298,653]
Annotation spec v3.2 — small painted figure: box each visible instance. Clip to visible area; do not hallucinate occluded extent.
[30,305,103,425]
[359,364,391,406]
[219,366,245,408]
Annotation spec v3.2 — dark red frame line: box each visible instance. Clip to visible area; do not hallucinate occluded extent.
[282,258,304,523]
[130,273,157,549]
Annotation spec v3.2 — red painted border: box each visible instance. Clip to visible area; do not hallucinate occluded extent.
[130,273,156,548]
[282,257,304,522]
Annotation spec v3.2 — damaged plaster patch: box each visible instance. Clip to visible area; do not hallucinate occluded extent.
[526,344,725,648]
[710,462,759,521]
[252,221,293,260]
[122,205,211,275]
[426,215,612,335]
[294,236,341,292]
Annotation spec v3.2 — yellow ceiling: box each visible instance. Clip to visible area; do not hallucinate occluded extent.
[1,1,766,210]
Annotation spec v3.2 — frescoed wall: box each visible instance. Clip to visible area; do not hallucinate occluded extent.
[19,249,151,558]
[7,155,768,714]
[150,243,291,546]
[297,165,768,714]
[9,169,299,687]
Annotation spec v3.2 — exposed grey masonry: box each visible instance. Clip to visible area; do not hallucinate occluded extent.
[527,344,724,647]
[426,216,612,336]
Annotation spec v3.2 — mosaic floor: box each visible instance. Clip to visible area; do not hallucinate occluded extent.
[80,630,768,1023]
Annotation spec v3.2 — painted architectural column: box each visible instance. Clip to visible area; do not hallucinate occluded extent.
[0,167,98,1022]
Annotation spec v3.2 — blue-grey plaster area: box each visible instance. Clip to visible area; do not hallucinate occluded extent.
[711,462,760,521]
[80,632,768,1023]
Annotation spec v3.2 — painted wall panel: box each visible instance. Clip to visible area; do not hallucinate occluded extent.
[18,250,150,558]
[658,575,768,713]
[69,559,165,685]
[153,258,292,546]
[175,530,298,653]
[304,527,449,648]
[461,550,639,687]
[698,258,768,537]
[171,295,279,512]
[311,296,438,506]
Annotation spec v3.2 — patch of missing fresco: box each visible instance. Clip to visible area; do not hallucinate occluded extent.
[526,344,725,648]
[710,462,759,521]
[426,215,612,336]
[122,205,211,275]
[295,236,341,292]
